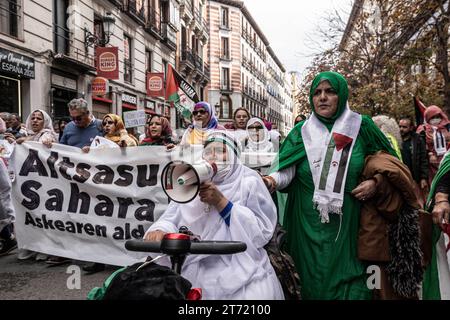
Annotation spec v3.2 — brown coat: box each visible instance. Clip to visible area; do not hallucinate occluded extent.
[358,152,432,299]
[358,152,420,262]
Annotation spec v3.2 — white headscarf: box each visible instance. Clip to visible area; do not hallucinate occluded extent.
[245,118,273,152]
[25,109,58,143]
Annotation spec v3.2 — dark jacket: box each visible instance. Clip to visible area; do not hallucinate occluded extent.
[401,132,428,183]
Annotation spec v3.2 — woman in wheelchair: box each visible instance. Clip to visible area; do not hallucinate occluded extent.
[144,132,284,300]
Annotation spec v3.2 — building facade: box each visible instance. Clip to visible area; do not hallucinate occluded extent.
[207,0,291,132]
[0,0,179,128]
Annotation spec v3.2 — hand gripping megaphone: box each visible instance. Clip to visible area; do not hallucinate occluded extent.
[161,160,218,203]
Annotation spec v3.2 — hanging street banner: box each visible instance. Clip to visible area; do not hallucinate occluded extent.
[146,72,165,98]
[165,64,199,121]
[11,142,172,266]
[96,47,119,80]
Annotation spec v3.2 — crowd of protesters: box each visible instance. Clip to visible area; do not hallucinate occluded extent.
[1,71,450,300]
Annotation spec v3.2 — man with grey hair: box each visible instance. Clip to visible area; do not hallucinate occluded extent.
[60,98,103,148]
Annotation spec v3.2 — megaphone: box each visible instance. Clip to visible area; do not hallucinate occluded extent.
[161,160,218,203]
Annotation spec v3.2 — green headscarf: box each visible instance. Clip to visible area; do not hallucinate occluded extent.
[309,71,349,126]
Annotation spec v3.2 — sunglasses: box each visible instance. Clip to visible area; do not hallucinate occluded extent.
[248,126,263,130]
[103,120,114,126]
[192,110,207,116]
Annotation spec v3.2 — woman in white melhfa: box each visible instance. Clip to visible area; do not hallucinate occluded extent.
[144,131,284,300]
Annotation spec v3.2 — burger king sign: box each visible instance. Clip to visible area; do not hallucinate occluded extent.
[96,47,119,79]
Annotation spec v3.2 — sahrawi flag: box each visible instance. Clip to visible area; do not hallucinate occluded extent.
[165,64,199,121]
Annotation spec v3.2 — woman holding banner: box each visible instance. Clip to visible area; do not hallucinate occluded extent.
[14,110,59,261]
[180,102,225,146]
[139,115,175,147]
[15,110,58,147]
[144,132,284,300]
[263,71,399,299]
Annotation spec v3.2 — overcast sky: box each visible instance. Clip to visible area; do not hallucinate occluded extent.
[243,0,354,75]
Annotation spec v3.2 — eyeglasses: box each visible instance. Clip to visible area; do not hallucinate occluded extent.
[192,110,207,116]
[102,120,114,126]
[71,115,84,121]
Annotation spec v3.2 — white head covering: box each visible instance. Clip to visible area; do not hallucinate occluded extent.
[245,118,273,152]
[25,109,58,142]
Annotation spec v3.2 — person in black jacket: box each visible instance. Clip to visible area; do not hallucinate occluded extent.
[399,117,429,199]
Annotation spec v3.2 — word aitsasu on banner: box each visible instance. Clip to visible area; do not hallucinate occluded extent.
[11,142,172,266]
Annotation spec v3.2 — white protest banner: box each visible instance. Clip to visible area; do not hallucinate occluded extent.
[11,142,173,266]
[123,110,147,128]
[240,151,277,175]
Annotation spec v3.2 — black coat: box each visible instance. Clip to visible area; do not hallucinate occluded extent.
[401,132,428,183]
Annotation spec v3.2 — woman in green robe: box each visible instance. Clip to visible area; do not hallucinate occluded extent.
[422,152,450,299]
[264,71,395,299]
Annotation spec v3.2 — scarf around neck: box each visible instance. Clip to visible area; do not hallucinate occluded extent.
[302,104,362,223]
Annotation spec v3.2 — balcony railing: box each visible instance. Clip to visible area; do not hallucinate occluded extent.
[145,6,162,38]
[124,0,146,24]
[181,47,196,66]
[220,51,231,61]
[220,82,232,92]
[161,22,177,51]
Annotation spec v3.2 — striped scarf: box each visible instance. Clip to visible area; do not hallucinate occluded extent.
[302,104,362,223]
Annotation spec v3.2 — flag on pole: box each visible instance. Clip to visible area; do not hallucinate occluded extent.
[414,96,427,126]
[165,64,199,121]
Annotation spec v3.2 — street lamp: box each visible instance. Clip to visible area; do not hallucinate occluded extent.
[84,12,116,50]
[215,102,221,118]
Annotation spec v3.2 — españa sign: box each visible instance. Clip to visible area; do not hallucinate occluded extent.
[0,48,35,79]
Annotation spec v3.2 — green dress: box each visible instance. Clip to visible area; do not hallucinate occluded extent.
[278,117,394,299]
[274,71,395,300]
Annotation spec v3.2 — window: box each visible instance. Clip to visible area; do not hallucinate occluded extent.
[0,0,20,37]
[53,0,70,54]
[145,50,153,73]
[221,37,229,59]
[124,35,133,83]
[220,95,231,119]
[162,60,168,82]
[220,7,229,28]
[221,67,230,90]
[93,15,104,48]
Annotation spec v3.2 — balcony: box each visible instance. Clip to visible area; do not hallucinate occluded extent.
[144,6,163,39]
[161,22,177,51]
[107,0,122,7]
[123,0,146,25]
[180,0,194,24]
[180,47,196,72]
[220,82,233,93]
[53,24,95,72]
[220,51,231,61]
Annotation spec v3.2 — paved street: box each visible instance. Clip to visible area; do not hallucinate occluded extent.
[0,248,119,300]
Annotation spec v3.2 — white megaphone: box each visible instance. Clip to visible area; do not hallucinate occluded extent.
[161,160,218,203]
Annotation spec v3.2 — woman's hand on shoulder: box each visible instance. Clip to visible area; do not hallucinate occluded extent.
[15,137,27,145]
[262,175,277,194]
[351,178,377,201]
[166,143,175,151]
[144,230,166,241]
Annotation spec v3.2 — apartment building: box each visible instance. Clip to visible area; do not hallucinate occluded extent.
[0,0,179,126]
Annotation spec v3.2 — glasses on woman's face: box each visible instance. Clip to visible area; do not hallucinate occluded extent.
[102,120,114,126]
[248,125,263,131]
[192,109,207,116]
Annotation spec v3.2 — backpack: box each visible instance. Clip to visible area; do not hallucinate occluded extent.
[264,223,302,300]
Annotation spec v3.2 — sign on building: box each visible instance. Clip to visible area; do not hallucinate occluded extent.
[0,48,35,79]
[96,47,119,79]
[91,77,109,96]
[146,72,165,97]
